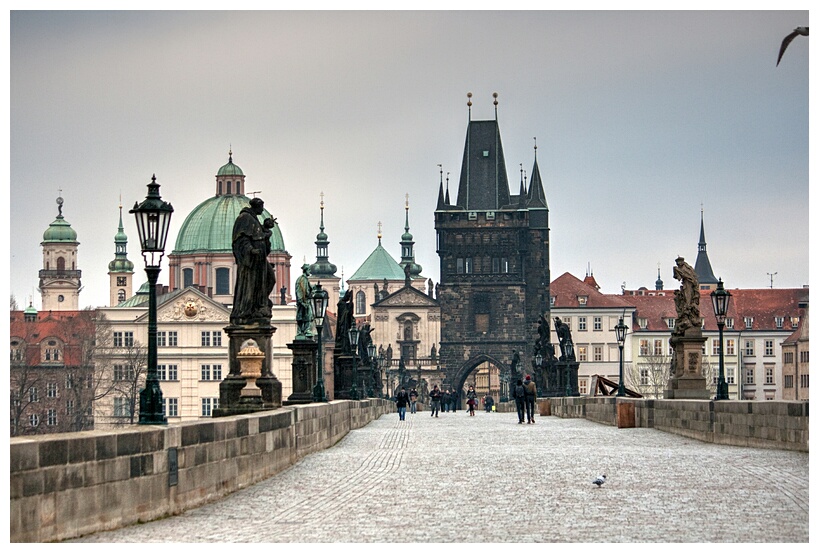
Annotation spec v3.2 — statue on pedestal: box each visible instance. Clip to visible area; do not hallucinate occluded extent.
[294,264,314,339]
[230,198,275,324]
[672,256,702,336]
[554,317,575,361]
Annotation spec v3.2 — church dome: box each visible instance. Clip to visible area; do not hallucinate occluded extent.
[42,215,78,243]
[216,156,243,177]
[172,194,285,254]
[108,257,134,272]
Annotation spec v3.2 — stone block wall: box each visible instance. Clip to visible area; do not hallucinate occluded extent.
[10,399,392,543]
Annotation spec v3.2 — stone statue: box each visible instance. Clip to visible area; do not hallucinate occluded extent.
[404,264,412,287]
[554,317,575,361]
[672,256,701,336]
[294,264,314,339]
[511,351,521,380]
[537,314,550,347]
[430,343,437,360]
[335,288,354,354]
[230,198,274,324]
[358,323,373,363]
[386,343,393,365]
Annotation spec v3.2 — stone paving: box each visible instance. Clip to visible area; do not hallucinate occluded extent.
[68,409,809,543]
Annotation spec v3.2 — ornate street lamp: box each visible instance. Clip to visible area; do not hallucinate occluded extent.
[349,325,360,400]
[367,342,377,398]
[615,316,628,397]
[130,175,173,425]
[311,282,329,402]
[711,278,732,400]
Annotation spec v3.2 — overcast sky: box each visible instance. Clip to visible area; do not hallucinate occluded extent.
[8,9,811,311]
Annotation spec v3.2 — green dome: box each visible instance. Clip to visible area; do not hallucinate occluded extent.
[217,158,244,177]
[108,258,134,272]
[172,194,285,254]
[42,215,78,243]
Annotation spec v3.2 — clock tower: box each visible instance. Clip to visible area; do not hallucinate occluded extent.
[39,195,82,311]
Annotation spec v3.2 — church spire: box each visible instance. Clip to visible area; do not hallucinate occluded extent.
[693,208,718,288]
[400,194,423,278]
[436,164,447,209]
[108,201,135,306]
[309,191,337,279]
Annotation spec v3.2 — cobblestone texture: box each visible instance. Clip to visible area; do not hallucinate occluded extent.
[68,411,809,543]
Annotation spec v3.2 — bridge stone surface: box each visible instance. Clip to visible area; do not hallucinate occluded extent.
[68,410,809,543]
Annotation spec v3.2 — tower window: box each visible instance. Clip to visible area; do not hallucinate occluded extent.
[355,290,367,314]
[215,268,230,295]
[117,289,126,302]
[226,181,232,195]
[183,268,193,288]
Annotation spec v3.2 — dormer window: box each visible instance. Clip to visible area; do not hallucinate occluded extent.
[577,296,588,306]
[666,318,675,329]
[726,318,734,329]
[638,317,648,329]
[550,296,556,307]
[791,317,799,328]
[775,316,784,329]
[745,317,753,329]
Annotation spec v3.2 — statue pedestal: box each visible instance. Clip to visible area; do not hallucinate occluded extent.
[334,355,355,399]
[214,323,282,417]
[665,331,711,399]
[284,339,318,405]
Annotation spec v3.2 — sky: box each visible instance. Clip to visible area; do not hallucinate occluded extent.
[7,7,812,311]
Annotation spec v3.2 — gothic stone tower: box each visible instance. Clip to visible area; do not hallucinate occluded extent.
[434,94,550,391]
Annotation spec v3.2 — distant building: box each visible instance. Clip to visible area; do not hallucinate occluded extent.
[781,297,809,400]
[39,196,81,311]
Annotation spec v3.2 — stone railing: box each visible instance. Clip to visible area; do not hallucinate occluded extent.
[10,399,393,543]
[543,396,808,452]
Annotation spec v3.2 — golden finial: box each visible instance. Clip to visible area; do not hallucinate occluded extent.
[467,91,472,107]
[493,92,498,106]
[377,221,382,240]
[405,193,409,210]
[320,191,324,210]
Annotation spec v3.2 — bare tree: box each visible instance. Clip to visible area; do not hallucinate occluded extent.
[10,294,19,311]
[9,358,44,437]
[628,353,672,399]
[107,339,148,426]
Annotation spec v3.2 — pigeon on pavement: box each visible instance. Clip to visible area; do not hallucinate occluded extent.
[592,474,607,487]
[777,26,809,66]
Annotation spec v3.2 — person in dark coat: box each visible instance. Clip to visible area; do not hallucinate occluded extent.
[429,385,442,417]
[409,388,418,414]
[395,387,409,421]
[466,385,478,416]
[483,394,494,413]
[441,389,451,412]
[524,374,537,424]
[514,379,526,424]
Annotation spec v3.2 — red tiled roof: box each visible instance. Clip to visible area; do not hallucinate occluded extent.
[10,310,97,367]
[550,272,632,309]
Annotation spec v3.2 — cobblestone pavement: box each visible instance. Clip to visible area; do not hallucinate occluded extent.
[69,411,809,543]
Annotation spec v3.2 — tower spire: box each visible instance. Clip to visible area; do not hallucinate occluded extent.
[309,191,337,279]
[693,208,718,288]
[436,164,446,209]
[400,194,422,278]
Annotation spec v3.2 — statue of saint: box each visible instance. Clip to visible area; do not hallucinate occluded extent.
[554,317,575,361]
[672,256,701,335]
[230,198,274,324]
[294,264,314,339]
[335,289,354,354]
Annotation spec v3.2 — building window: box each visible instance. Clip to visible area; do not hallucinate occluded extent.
[712,339,721,356]
[637,317,648,329]
[165,397,179,418]
[800,374,808,389]
[653,339,663,356]
[492,257,500,273]
[113,396,133,418]
[201,398,219,416]
[744,317,753,329]
[117,289,126,302]
[563,318,571,330]
[201,332,211,347]
[47,382,57,398]
[774,317,784,329]
[47,409,58,426]
[355,290,367,314]
[29,414,40,427]
[725,339,735,356]
[800,351,809,363]
[765,365,775,385]
[578,296,588,306]
[764,340,774,356]
[226,181,232,194]
[791,317,799,328]
[744,366,755,385]
[157,331,166,347]
[639,339,649,356]
[65,374,74,389]
[474,294,490,334]
[726,365,735,385]
[725,318,734,329]
[593,317,602,331]
[158,364,178,381]
[114,365,135,381]
[784,352,794,364]
[183,268,193,288]
[216,268,230,295]
[639,367,649,386]
[593,345,603,362]
[201,365,211,380]
[579,379,587,395]
[784,375,794,388]
[168,331,178,346]
[66,400,74,415]
[578,317,587,331]
[113,332,123,347]
[464,257,473,274]
[456,258,464,274]
[213,331,222,347]
[744,340,755,356]
[29,387,39,403]
[577,346,588,362]
[666,318,675,329]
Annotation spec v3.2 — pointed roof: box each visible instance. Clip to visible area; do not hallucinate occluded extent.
[526,156,548,209]
[372,284,440,308]
[108,204,134,273]
[455,119,510,210]
[349,236,406,282]
[309,194,337,278]
[694,210,718,285]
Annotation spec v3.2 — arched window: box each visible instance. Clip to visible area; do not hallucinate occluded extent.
[226,181,232,195]
[218,181,223,195]
[117,289,126,303]
[215,268,230,295]
[355,290,367,314]
[183,268,193,288]
[56,257,66,271]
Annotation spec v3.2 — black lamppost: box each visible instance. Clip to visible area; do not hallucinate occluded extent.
[130,175,173,425]
[367,342,377,398]
[615,316,628,397]
[349,325,360,400]
[311,282,329,402]
[711,278,732,400]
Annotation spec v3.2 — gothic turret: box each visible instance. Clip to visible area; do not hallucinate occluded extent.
[694,209,718,291]
[108,203,134,306]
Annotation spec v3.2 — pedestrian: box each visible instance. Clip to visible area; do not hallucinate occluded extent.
[449,388,457,412]
[514,379,526,424]
[524,374,537,424]
[409,388,418,414]
[483,394,494,413]
[395,387,409,421]
[429,384,442,417]
[442,388,450,412]
[466,385,478,417]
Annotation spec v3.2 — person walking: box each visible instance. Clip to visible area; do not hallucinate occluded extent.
[395,387,409,421]
[514,379,526,424]
[466,385,478,417]
[524,374,537,424]
[449,388,458,412]
[429,385,442,417]
[409,388,418,414]
[442,388,451,412]
[483,394,494,413]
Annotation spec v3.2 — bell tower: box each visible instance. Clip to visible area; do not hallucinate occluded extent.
[108,202,135,306]
[39,195,81,311]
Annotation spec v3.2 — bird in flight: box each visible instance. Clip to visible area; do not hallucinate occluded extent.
[777,27,808,66]
[592,474,607,487]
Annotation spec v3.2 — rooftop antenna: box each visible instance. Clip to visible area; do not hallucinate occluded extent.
[767,272,777,289]
[248,190,261,198]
